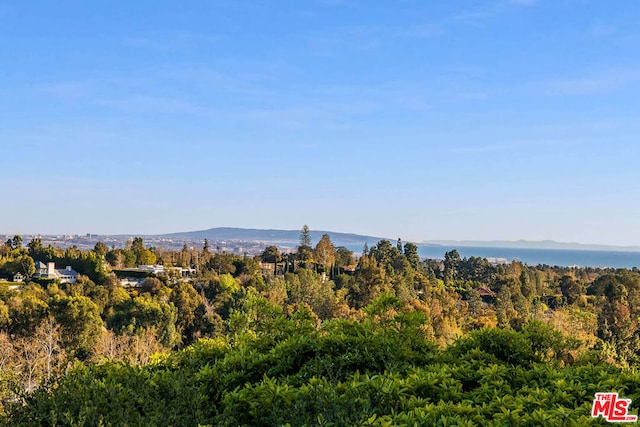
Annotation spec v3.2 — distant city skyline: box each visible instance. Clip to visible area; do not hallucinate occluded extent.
[2,1,640,246]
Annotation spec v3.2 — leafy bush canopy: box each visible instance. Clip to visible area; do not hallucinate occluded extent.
[4,295,635,426]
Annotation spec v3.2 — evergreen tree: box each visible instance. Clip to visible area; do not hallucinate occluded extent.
[443,250,461,285]
[93,242,108,258]
[297,225,314,265]
[9,235,22,251]
[403,242,420,268]
[300,225,311,248]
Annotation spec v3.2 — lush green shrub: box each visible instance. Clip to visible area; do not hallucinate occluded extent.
[4,302,636,426]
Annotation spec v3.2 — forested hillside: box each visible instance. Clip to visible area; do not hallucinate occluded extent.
[1,228,639,425]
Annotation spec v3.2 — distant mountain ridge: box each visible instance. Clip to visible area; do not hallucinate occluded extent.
[3,227,638,253]
[105,227,640,252]
[157,227,385,246]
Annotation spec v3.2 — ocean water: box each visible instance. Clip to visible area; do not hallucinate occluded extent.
[415,246,640,269]
[278,242,640,269]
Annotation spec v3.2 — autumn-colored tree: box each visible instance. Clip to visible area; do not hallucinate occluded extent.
[314,234,336,274]
[350,255,390,309]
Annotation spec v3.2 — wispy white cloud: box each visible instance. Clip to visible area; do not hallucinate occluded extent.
[41,81,93,99]
[37,71,431,128]
[451,143,515,154]
[302,20,444,56]
[153,63,438,127]
[161,65,281,99]
[453,91,489,101]
[238,81,434,130]
[96,95,211,116]
[394,24,445,39]
[451,138,581,154]
[35,65,279,116]
[313,0,358,6]
[452,0,539,25]
[508,0,537,6]
[299,0,534,56]
[540,69,640,96]
[121,32,223,52]
[122,37,170,51]
[589,23,617,37]
[39,76,153,99]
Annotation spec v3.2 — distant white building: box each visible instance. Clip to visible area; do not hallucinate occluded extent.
[120,277,145,287]
[136,264,166,275]
[35,261,79,283]
[133,265,195,277]
[170,266,196,278]
[115,264,195,287]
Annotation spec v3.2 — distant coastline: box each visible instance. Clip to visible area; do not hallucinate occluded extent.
[3,227,639,268]
[424,239,640,253]
[416,245,640,269]
[4,228,638,252]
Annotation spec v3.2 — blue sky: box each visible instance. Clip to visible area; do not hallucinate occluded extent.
[2,1,640,245]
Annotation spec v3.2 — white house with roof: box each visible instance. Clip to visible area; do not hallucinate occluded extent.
[35,261,79,283]
[136,264,166,275]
